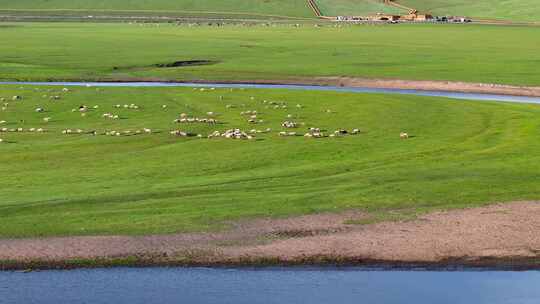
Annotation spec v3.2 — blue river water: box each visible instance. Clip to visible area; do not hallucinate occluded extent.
[1,267,539,304]
[1,81,540,104]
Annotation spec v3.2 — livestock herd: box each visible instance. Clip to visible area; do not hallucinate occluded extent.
[0,86,411,144]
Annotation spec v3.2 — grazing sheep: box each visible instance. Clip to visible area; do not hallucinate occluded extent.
[0,138,3,143]
[351,129,360,135]
[162,105,168,109]
[12,96,22,101]
[400,132,409,139]
[35,107,44,113]
[43,117,51,122]
[281,121,297,128]
[209,129,253,140]
[37,128,44,133]
[0,120,6,125]
[170,130,194,137]
[310,132,325,138]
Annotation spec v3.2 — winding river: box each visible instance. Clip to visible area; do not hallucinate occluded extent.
[2,81,540,104]
[1,267,539,303]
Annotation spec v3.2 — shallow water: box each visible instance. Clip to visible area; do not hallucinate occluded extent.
[2,81,540,104]
[1,267,539,304]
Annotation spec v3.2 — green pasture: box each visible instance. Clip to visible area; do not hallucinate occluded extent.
[0,0,313,19]
[1,23,540,86]
[1,85,539,237]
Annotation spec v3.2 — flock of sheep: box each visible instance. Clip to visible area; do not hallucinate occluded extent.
[0,86,410,144]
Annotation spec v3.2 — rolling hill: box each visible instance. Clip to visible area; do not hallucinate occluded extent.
[0,0,314,19]
[316,0,405,16]
[398,0,540,22]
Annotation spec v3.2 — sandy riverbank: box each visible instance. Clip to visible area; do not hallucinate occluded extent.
[1,201,539,270]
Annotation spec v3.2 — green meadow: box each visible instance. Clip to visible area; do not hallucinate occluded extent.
[1,23,540,86]
[1,85,539,237]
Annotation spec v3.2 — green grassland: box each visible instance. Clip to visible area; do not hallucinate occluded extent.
[399,0,540,22]
[0,0,313,19]
[1,85,540,237]
[1,23,540,86]
[316,0,405,16]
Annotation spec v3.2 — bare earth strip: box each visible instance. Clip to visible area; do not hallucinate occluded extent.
[181,77,540,98]
[1,202,539,269]
[320,77,540,97]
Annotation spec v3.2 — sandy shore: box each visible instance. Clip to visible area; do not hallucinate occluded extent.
[1,201,539,270]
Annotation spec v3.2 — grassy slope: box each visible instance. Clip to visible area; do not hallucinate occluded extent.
[1,85,539,237]
[1,23,540,86]
[0,0,313,19]
[315,0,405,16]
[399,0,540,22]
